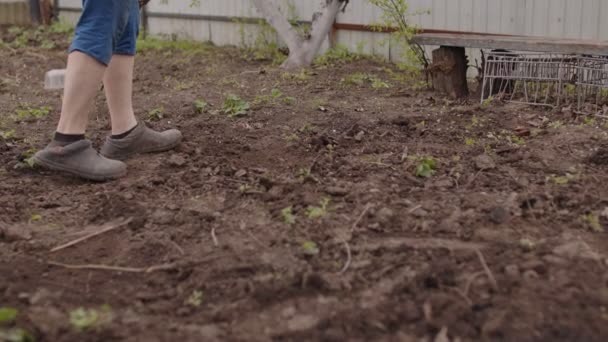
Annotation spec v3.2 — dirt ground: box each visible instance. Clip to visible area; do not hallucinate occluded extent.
[1,26,608,342]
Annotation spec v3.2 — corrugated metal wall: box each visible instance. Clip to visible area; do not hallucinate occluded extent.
[55,0,608,63]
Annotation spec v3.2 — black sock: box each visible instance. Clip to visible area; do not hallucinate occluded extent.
[111,123,138,140]
[54,132,85,145]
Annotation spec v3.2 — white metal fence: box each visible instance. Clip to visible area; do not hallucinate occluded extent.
[55,0,608,64]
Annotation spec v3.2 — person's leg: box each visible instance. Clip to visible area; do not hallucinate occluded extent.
[55,51,106,136]
[100,1,182,160]
[34,0,132,180]
[103,54,138,136]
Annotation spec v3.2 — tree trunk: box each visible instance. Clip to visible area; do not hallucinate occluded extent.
[251,0,347,69]
[430,46,469,99]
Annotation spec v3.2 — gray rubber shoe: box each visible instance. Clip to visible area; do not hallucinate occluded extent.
[100,123,183,161]
[33,140,127,181]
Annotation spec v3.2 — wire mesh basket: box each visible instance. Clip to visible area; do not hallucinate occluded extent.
[481,52,608,112]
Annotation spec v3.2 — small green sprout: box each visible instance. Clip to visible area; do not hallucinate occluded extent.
[69,308,99,331]
[548,120,563,129]
[481,96,494,108]
[281,207,296,225]
[583,116,596,126]
[69,305,112,332]
[509,135,526,146]
[284,133,300,142]
[186,290,203,307]
[15,106,50,122]
[306,198,330,219]
[174,81,194,91]
[298,123,316,133]
[297,167,317,182]
[464,137,476,146]
[193,99,208,114]
[581,213,603,232]
[0,307,18,324]
[547,173,575,185]
[302,241,320,255]
[518,238,535,251]
[415,157,437,178]
[222,94,250,117]
[0,328,34,342]
[0,130,16,140]
[371,78,391,89]
[30,214,42,222]
[147,107,165,121]
[341,72,368,86]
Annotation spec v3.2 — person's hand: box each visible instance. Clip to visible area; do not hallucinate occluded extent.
[139,0,150,8]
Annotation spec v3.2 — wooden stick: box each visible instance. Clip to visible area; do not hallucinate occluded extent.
[48,261,160,273]
[50,217,133,253]
[48,255,223,273]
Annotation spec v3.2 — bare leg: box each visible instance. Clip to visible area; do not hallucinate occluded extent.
[103,54,138,135]
[56,51,106,134]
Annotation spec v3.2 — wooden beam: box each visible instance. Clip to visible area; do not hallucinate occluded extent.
[412,33,608,56]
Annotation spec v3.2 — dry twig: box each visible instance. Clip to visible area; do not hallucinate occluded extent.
[351,203,371,231]
[50,217,133,253]
[475,249,499,291]
[338,240,352,274]
[211,227,219,247]
[48,254,223,273]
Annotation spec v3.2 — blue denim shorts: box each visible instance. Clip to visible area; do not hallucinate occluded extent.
[69,0,140,65]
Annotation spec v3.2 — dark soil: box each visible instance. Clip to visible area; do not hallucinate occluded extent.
[1,28,608,342]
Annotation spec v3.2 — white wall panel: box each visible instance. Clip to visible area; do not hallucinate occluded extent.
[57,0,608,64]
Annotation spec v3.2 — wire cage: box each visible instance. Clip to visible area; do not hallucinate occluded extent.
[481,51,608,113]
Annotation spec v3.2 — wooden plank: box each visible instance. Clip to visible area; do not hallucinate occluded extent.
[412,33,608,55]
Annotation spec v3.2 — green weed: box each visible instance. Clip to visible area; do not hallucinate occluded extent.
[301,241,320,255]
[253,88,295,107]
[547,173,575,185]
[464,137,476,146]
[15,106,50,122]
[583,116,596,126]
[297,167,318,182]
[518,238,536,251]
[281,207,296,225]
[0,130,17,140]
[548,120,564,129]
[341,73,390,89]
[174,81,194,91]
[222,94,250,117]
[281,69,311,82]
[0,307,18,324]
[581,213,603,232]
[284,133,300,142]
[147,107,165,121]
[306,198,330,219]
[481,96,495,108]
[371,78,391,89]
[341,72,369,86]
[69,305,112,332]
[314,44,362,66]
[509,135,526,146]
[137,36,211,53]
[415,157,437,178]
[0,328,34,342]
[193,99,209,114]
[236,18,286,65]
[185,290,203,307]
